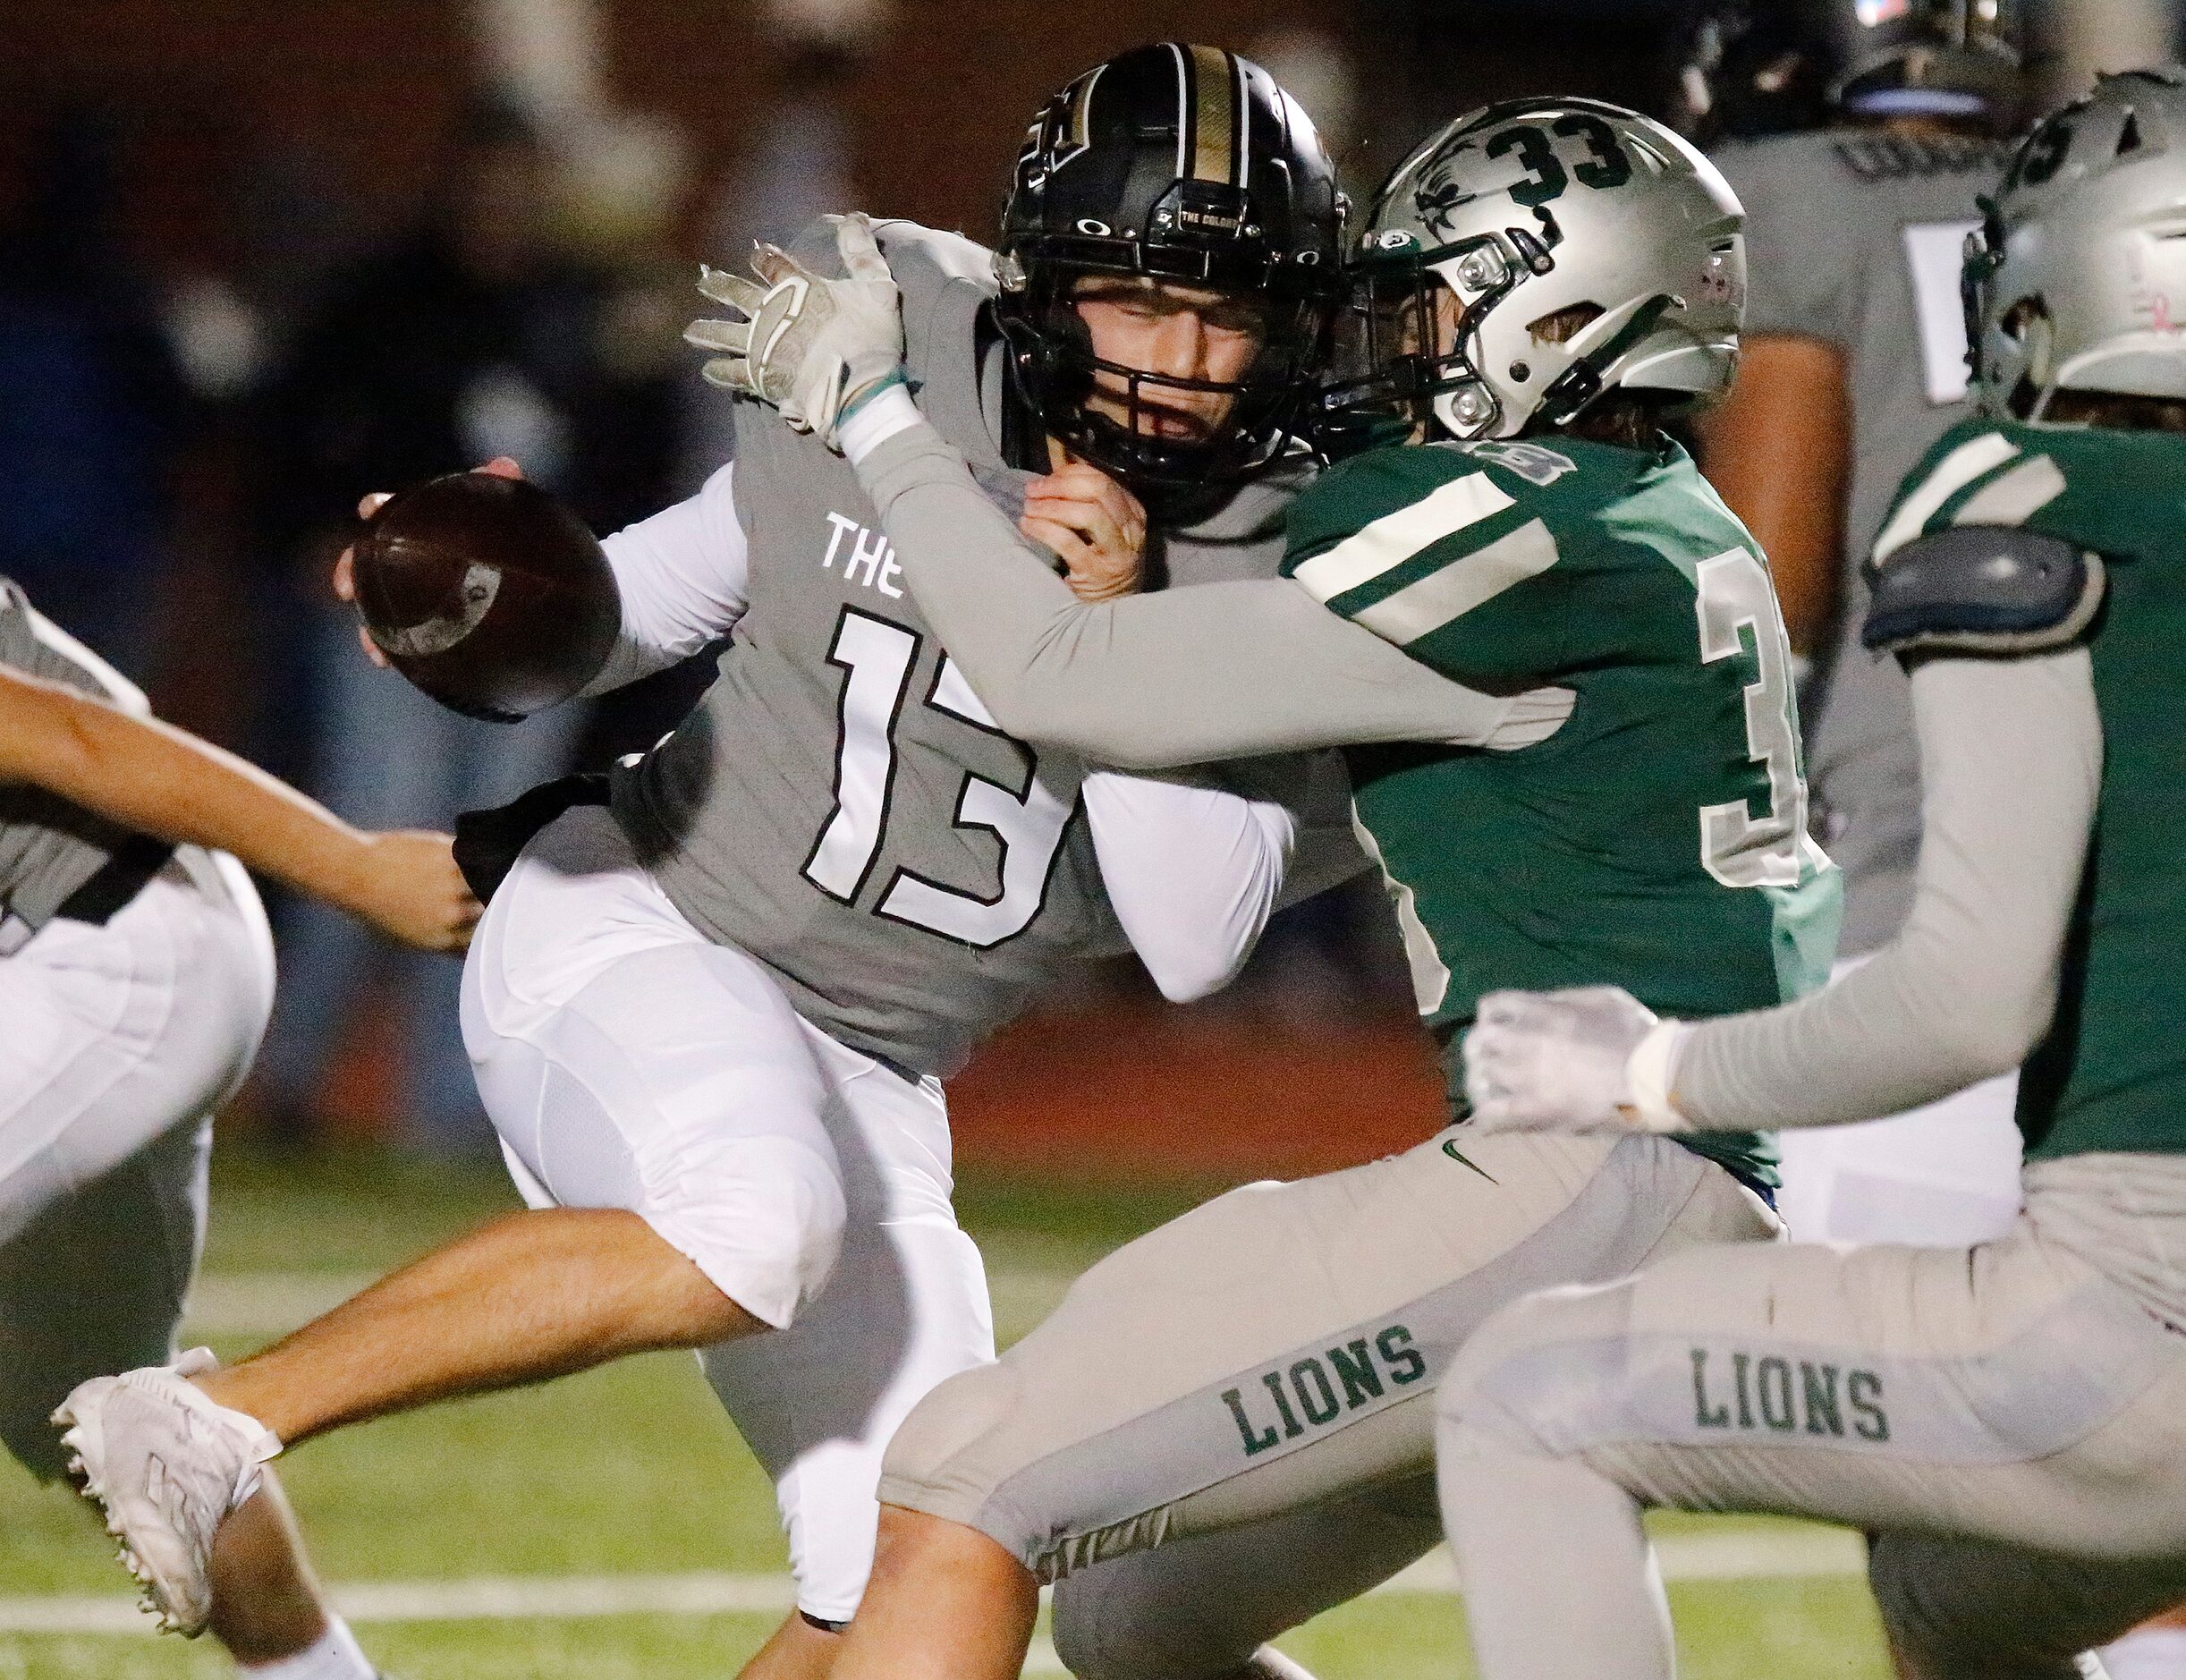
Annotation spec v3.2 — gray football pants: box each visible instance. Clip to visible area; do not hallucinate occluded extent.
[875,1128,1778,1679]
[1436,1155,2186,1680]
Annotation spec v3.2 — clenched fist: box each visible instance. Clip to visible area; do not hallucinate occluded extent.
[337,831,483,954]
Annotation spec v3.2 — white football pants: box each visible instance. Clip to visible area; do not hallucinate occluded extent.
[0,849,274,1480]
[460,806,994,1624]
[1774,956,2025,1245]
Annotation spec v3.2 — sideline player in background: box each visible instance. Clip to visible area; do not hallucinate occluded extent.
[1447,72,2186,1680]
[60,47,1429,1680]
[0,576,476,1680]
[707,97,1837,1680]
[1693,0,2031,1246]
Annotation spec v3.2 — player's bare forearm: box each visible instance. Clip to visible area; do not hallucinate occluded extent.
[1699,335,1850,655]
[0,669,478,951]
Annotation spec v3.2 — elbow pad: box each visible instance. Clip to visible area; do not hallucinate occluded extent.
[1863,526,2106,659]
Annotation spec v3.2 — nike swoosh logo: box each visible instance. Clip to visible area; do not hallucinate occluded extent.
[1442,1139,1498,1183]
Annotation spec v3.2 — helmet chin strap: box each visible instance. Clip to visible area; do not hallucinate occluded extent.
[1535,294,1681,429]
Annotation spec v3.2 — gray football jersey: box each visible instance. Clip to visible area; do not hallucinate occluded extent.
[0,577,152,927]
[612,222,1315,1078]
[1715,129,2011,954]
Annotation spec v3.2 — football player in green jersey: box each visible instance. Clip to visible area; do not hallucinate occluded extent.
[1444,70,2186,1680]
[703,96,1839,1680]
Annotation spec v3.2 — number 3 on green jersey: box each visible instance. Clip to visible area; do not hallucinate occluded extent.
[1694,548,1806,889]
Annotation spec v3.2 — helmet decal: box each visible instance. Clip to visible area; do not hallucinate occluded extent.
[1182,43,1245,188]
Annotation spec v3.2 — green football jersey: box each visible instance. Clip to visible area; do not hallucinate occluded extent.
[1877,417,2186,1162]
[1282,435,1843,1187]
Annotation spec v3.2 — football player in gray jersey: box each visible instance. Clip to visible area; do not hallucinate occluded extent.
[61,45,1478,1680]
[0,576,477,1678]
[1695,0,2032,1248]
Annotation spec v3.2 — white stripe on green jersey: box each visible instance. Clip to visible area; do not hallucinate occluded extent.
[1951,455,2067,530]
[1350,517,1561,648]
[1279,432,1844,1189]
[1872,429,2021,561]
[1290,471,1518,604]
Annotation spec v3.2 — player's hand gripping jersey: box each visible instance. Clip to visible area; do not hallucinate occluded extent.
[1871,416,2186,1165]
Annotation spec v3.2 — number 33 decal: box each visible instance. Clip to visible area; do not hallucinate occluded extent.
[1487,114,1633,209]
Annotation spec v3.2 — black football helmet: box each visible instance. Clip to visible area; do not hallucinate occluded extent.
[995,43,1346,487]
[1668,0,2028,142]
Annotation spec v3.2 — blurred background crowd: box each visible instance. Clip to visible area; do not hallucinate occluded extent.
[1,0,2178,1158]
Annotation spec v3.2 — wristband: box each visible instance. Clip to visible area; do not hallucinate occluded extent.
[841,378,922,466]
[839,366,910,424]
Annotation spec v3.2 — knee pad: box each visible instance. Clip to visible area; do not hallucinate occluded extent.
[877,1358,1026,1538]
[645,1135,848,1330]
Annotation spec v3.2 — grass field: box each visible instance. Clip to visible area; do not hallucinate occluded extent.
[0,1147,1892,1678]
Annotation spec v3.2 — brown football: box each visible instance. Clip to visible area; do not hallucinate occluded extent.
[350,472,620,722]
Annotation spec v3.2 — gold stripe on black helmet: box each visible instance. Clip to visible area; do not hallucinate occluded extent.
[1184,43,1243,187]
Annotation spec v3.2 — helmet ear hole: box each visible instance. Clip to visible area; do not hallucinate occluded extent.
[2000,294,2048,341]
[1528,302,1606,346]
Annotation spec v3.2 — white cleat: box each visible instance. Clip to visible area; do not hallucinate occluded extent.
[52,1347,282,1637]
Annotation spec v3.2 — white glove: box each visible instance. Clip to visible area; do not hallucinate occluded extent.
[683,213,907,453]
[1462,986,1690,1135]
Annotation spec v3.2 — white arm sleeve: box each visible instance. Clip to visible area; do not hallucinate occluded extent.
[1673,649,2101,1131]
[583,461,752,695]
[1084,771,1296,1004]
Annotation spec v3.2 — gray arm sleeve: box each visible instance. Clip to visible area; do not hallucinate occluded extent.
[1675,649,2101,1131]
[854,426,1549,768]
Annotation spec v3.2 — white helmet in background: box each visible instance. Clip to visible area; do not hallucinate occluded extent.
[1326,97,1746,444]
[1966,69,2186,416]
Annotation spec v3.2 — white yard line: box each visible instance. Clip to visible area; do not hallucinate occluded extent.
[0,1531,1865,1640]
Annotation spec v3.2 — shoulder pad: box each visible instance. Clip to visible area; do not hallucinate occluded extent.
[1862,525,2106,658]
